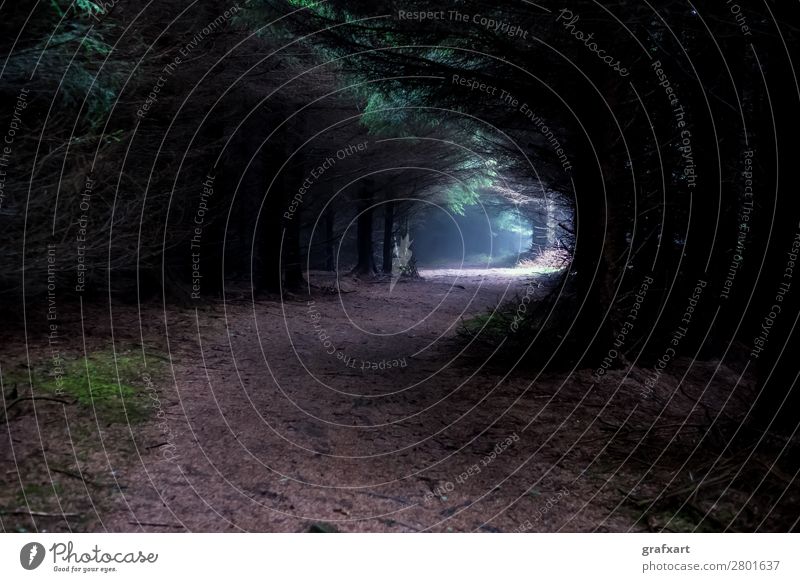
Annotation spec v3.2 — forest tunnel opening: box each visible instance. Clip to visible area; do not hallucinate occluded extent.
[298,171,573,291]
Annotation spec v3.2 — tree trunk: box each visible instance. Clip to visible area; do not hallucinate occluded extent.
[284,204,304,290]
[324,207,335,272]
[284,152,305,289]
[748,25,800,433]
[353,179,376,275]
[566,82,629,366]
[382,200,395,274]
[546,197,558,247]
[259,141,283,293]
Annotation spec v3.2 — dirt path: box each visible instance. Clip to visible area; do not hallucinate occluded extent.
[98,269,644,532]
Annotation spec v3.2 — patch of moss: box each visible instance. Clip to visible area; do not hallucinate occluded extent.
[17,482,63,505]
[460,310,516,340]
[643,505,722,533]
[34,351,160,424]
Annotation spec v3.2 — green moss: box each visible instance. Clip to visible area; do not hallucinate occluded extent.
[17,482,63,506]
[642,506,722,533]
[35,351,160,424]
[461,310,515,339]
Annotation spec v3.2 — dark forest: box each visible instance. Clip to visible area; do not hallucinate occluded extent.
[1,0,799,534]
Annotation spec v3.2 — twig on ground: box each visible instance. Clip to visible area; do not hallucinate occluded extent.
[0,509,80,518]
[51,467,111,488]
[4,396,72,411]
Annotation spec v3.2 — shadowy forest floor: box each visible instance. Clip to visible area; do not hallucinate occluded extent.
[1,267,797,532]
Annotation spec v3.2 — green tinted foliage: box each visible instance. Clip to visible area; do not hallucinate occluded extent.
[75,0,106,17]
[285,0,339,20]
[445,168,495,215]
[361,90,428,135]
[31,3,123,129]
[51,0,106,18]
[446,183,480,215]
[495,209,533,236]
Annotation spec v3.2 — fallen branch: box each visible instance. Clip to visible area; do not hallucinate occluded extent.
[4,396,72,411]
[130,521,185,529]
[52,467,111,488]
[1,396,74,424]
[0,509,81,518]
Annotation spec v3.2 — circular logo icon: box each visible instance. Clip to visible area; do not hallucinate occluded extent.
[20,542,46,570]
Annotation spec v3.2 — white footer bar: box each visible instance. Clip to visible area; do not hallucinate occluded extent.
[3,533,797,581]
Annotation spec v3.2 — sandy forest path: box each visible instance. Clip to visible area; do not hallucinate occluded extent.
[100,269,645,532]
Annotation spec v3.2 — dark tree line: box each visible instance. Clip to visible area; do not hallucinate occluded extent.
[244,0,800,434]
[1,0,798,435]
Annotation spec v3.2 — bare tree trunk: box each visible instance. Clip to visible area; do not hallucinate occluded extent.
[353,179,376,275]
[382,200,395,274]
[284,203,304,290]
[283,118,308,290]
[324,207,335,271]
[260,144,283,293]
[546,197,558,247]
